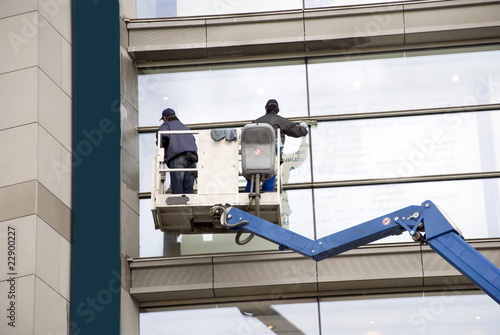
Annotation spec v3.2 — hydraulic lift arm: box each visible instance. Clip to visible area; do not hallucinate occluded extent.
[210,200,500,304]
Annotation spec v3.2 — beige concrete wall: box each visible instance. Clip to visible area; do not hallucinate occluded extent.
[0,0,72,334]
[119,3,140,335]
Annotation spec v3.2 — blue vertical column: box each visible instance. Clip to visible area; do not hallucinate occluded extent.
[71,1,121,334]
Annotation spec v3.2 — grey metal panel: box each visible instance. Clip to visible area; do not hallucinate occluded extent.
[304,5,405,52]
[129,20,207,53]
[0,180,36,222]
[133,48,209,63]
[37,182,72,242]
[206,13,305,58]
[404,1,500,44]
[317,244,424,293]
[207,18,304,48]
[207,42,306,59]
[129,27,206,49]
[130,257,214,302]
[213,252,317,298]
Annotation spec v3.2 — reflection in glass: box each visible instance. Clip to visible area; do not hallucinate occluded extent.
[138,61,308,126]
[308,46,500,115]
[139,133,156,193]
[178,233,277,256]
[141,298,319,335]
[281,135,312,184]
[320,293,500,334]
[281,189,315,238]
[140,293,500,334]
[314,178,500,242]
[311,111,500,182]
[139,198,165,257]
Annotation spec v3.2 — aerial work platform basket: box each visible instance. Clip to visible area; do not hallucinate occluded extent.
[151,125,281,234]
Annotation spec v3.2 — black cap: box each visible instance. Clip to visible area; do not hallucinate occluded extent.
[160,108,175,121]
[265,99,279,112]
[265,99,278,108]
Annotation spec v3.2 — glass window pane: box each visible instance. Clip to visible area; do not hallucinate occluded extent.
[311,111,500,181]
[139,133,155,193]
[137,0,302,19]
[140,198,164,257]
[178,233,277,256]
[138,61,308,126]
[141,298,320,334]
[282,134,312,184]
[314,178,500,243]
[320,293,500,334]
[308,46,500,115]
[281,189,315,239]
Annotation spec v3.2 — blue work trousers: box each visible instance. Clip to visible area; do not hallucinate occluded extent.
[244,175,276,193]
[168,155,196,194]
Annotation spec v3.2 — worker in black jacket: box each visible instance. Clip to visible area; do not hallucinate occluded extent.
[245,99,308,192]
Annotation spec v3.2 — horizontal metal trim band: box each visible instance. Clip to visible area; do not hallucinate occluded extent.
[139,172,500,199]
[137,103,500,133]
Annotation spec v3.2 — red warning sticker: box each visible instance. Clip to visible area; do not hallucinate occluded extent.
[382,217,391,225]
[254,149,261,155]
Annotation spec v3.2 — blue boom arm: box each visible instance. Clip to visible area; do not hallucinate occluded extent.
[214,200,500,304]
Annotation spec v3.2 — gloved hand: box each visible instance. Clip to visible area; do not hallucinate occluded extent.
[299,122,308,128]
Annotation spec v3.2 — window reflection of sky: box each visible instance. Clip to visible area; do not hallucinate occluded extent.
[311,112,499,182]
[314,179,499,241]
[137,0,417,19]
[139,48,500,126]
[140,294,500,334]
[308,48,500,115]
[137,0,302,19]
[140,306,275,335]
[320,294,500,334]
[138,62,307,126]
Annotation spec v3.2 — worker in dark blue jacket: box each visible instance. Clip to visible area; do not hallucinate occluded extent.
[245,99,308,192]
[156,108,198,194]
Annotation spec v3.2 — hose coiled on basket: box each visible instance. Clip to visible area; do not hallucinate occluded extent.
[210,205,255,245]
